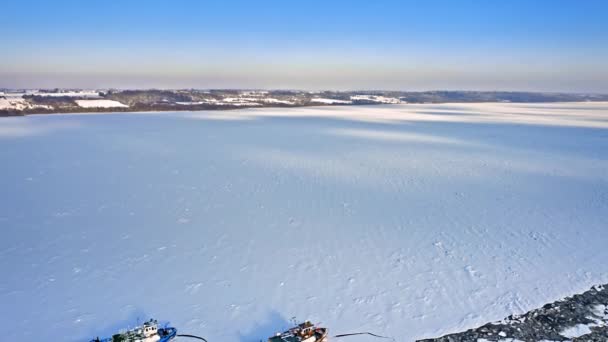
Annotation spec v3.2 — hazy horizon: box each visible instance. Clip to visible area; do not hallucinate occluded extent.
[2,0,607,92]
[3,84,608,95]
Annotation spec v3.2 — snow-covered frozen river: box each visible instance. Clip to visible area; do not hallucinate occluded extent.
[1,103,607,341]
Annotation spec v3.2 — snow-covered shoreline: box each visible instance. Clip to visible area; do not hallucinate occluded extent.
[12,101,608,124]
[420,284,608,341]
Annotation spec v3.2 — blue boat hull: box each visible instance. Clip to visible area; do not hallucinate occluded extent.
[159,327,178,341]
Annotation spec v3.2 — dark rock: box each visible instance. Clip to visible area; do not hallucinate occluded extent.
[418,284,608,342]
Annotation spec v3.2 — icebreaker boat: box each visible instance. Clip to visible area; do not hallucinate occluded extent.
[90,319,177,342]
[268,321,328,342]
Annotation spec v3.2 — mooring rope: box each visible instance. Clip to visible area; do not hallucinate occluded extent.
[176,330,394,341]
[334,332,395,341]
[177,334,209,341]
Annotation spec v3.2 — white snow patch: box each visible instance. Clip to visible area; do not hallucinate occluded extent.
[211,98,262,106]
[262,98,295,105]
[310,98,352,104]
[588,304,608,327]
[75,100,128,108]
[350,95,402,104]
[560,324,592,338]
[177,99,225,105]
[176,101,205,105]
[34,90,101,98]
[223,97,252,103]
[0,97,51,111]
[591,304,607,318]
[0,98,28,110]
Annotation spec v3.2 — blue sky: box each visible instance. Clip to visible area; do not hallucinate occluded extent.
[1,0,607,91]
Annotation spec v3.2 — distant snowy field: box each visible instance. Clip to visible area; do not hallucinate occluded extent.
[1,103,607,342]
[75,99,128,108]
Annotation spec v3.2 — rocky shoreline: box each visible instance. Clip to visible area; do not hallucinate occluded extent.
[418,284,608,342]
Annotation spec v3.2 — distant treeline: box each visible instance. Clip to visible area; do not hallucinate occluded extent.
[2,90,607,117]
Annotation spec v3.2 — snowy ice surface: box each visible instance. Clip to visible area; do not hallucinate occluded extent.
[1,103,607,342]
[75,100,129,108]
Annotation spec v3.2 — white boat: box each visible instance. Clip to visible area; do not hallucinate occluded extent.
[90,319,177,342]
